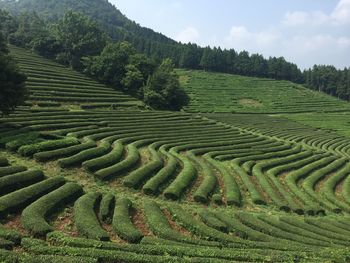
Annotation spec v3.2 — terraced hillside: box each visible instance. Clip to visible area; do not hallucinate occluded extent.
[178,69,350,113]
[1,48,350,262]
[9,46,143,110]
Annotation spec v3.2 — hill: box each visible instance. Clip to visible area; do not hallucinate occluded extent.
[0,0,175,45]
[1,47,350,261]
[178,69,350,113]
[9,46,142,110]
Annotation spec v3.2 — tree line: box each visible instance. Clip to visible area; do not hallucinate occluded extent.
[1,4,349,106]
[0,28,27,115]
[304,66,350,101]
[0,10,189,111]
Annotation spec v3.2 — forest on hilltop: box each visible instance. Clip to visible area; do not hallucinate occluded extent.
[0,0,349,102]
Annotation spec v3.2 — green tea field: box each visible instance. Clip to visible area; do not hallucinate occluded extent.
[1,47,350,262]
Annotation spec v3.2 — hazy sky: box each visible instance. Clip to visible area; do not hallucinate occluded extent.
[110,0,350,69]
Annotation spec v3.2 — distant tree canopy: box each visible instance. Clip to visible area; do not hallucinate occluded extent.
[83,42,188,110]
[84,42,140,90]
[144,59,189,110]
[304,66,350,100]
[0,2,349,105]
[52,11,107,69]
[0,31,27,115]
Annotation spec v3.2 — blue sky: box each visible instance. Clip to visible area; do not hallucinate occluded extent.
[110,0,350,69]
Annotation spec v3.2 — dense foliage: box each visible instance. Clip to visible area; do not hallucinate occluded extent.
[83,42,152,93]
[304,66,350,100]
[0,0,349,104]
[0,31,27,115]
[0,0,304,83]
[144,59,189,110]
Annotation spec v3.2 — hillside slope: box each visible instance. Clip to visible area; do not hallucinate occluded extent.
[9,46,142,110]
[0,0,177,51]
[0,47,350,261]
[178,69,350,113]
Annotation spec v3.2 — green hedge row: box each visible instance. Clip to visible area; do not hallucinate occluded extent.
[95,144,140,180]
[18,138,79,157]
[279,216,350,246]
[323,163,350,213]
[232,162,266,205]
[0,166,27,178]
[112,197,143,243]
[198,210,228,233]
[74,192,109,241]
[0,176,65,216]
[167,205,244,246]
[5,133,43,152]
[143,201,211,246]
[123,143,163,189]
[256,214,336,247]
[204,154,241,206]
[187,151,216,204]
[44,230,338,262]
[33,140,96,162]
[21,183,83,235]
[285,156,337,215]
[58,141,110,168]
[99,194,115,223]
[302,158,347,213]
[22,236,190,263]
[142,152,178,195]
[163,150,197,200]
[0,170,45,196]
[82,141,123,172]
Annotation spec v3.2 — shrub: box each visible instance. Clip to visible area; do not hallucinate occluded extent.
[74,192,109,241]
[0,170,45,195]
[18,138,79,157]
[33,140,96,162]
[0,166,27,178]
[112,197,143,243]
[0,177,65,216]
[82,141,122,172]
[163,154,196,200]
[58,141,110,168]
[95,144,139,180]
[21,183,83,235]
[99,194,115,223]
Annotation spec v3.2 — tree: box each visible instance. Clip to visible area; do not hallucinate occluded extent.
[143,58,189,110]
[53,11,107,69]
[0,9,18,38]
[121,64,144,96]
[8,12,48,47]
[0,32,27,115]
[83,41,136,89]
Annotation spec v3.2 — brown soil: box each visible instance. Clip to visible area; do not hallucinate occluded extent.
[3,214,27,235]
[131,208,152,236]
[102,223,126,243]
[53,208,78,237]
[162,209,192,237]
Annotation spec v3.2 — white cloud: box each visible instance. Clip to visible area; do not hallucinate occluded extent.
[175,26,200,43]
[283,11,328,26]
[283,0,350,27]
[224,26,280,54]
[331,0,350,25]
[223,0,350,69]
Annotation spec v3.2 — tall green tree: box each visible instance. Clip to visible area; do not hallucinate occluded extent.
[143,58,189,110]
[53,11,107,69]
[8,11,47,47]
[83,41,136,89]
[0,31,27,115]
